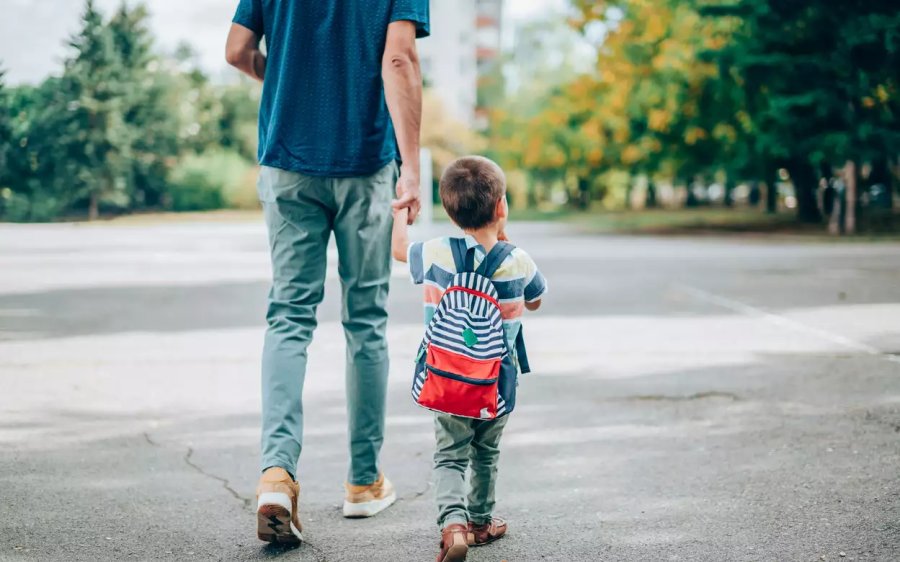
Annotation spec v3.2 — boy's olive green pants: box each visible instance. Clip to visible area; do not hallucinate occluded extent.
[433,412,509,528]
[257,163,395,486]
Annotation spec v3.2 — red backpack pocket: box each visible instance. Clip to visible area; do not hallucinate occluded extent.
[417,344,501,419]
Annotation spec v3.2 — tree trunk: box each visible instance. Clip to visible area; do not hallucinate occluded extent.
[787,159,821,223]
[723,176,734,207]
[843,160,858,235]
[646,179,658,208]
[88,191,100,221]
[526,175,537,208]
[685,177,699,208]
[574,176,591,210]
[765,164,778,214]
[869,156,892,210]
[748,181,761,207]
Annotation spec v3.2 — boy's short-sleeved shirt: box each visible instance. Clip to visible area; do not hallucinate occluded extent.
[232,0,430,177]
[407,236,547,349]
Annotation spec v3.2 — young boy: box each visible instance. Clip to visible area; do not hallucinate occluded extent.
[392,156,546,562]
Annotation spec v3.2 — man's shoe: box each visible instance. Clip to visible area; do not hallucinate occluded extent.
[467,517,507,546]
[342,473,397,518]
[256,467,302,545]
[437,524,469,562]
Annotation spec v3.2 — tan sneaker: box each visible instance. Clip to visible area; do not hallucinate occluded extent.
[256,467,302,545]
[342,473,397,518]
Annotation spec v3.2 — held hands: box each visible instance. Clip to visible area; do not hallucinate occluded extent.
[393,206,409,223]
[391,168,421,225]
[498,230,509,242]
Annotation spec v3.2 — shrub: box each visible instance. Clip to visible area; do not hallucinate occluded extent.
[168,150,256,211]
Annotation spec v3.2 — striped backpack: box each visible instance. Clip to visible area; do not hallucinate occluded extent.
[411,238,530,420]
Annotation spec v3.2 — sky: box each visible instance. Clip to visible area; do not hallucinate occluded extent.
[0,0,567,85]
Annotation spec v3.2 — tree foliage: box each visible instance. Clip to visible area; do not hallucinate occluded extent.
[489,0,899,223]
[0,0,261,221]
[702,0,900,221]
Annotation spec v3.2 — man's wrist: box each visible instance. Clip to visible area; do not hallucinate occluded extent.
[400,164,420,182]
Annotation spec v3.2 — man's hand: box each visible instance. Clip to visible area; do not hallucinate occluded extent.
[391,169,421,225]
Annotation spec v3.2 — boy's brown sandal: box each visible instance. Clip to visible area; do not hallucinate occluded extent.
[437,523,469,562]
[467,517,507,546]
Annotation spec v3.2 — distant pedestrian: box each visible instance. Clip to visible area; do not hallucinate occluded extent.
[225,0,430,545]
[392,156,547,562]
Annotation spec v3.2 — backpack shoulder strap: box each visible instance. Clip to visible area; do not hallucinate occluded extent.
[515,325,531,374]
[449,237,475,273]
[476,241,516,279]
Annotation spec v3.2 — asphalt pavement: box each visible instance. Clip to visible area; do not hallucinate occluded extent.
[1,219,899,561]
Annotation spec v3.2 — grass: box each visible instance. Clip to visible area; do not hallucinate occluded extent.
[511,207,900,239]
[54,204,900,240]
[565,208,798,234]
[438,205,811,234]
[77,208,263,226]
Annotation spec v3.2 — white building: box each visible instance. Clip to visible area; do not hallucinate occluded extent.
[417,0,503,128]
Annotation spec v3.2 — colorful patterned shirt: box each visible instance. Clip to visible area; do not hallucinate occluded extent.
[407,235,547,350]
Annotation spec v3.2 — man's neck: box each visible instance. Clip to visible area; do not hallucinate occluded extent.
[463,228,499,252]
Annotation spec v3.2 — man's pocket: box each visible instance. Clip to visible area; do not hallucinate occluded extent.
[257,166,317,203]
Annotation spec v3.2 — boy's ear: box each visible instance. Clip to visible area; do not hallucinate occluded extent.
[495,195,508,219]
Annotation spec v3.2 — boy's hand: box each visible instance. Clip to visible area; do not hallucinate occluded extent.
[393,206,409,222]
[391,206,410,262]
[498,229,509,242]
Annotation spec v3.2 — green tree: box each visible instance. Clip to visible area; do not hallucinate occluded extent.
[703,0,900,224]
[109,1,181,209]
[569,0,746,205]
[63,0,131,219]
[216,84,262,162]
[487,12,602,208]
[2,78,77,220]
[0,66,10,188]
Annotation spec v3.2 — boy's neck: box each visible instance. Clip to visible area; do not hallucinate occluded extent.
[463,227,500,252]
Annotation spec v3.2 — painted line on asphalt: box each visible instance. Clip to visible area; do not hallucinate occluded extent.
[677,284,900,364]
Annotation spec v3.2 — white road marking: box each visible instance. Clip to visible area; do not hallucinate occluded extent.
[677,284,900,364]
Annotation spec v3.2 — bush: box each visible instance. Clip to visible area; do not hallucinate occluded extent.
[168,169,224,211]
[0,187,64,222]
[168,150,256,211]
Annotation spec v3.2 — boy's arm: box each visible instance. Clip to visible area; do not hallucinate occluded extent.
[502,233,545,311]
[520,247,547,312]
[392,207,410,262]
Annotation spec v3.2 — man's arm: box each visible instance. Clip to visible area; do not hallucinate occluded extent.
[225,23,266,82]
[525,299,542,311]
[391,208,410,262]
[383,21,423,225]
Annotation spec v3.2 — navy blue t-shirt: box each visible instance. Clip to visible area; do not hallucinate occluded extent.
[233,0,430,177]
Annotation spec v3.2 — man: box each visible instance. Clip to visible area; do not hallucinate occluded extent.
[225,0,429,545]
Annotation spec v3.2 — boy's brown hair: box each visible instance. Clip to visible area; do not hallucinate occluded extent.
[439,156,506,230]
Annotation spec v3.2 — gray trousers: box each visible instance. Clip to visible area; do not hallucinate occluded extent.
[257,162,396,485]
[433,412,509,528]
